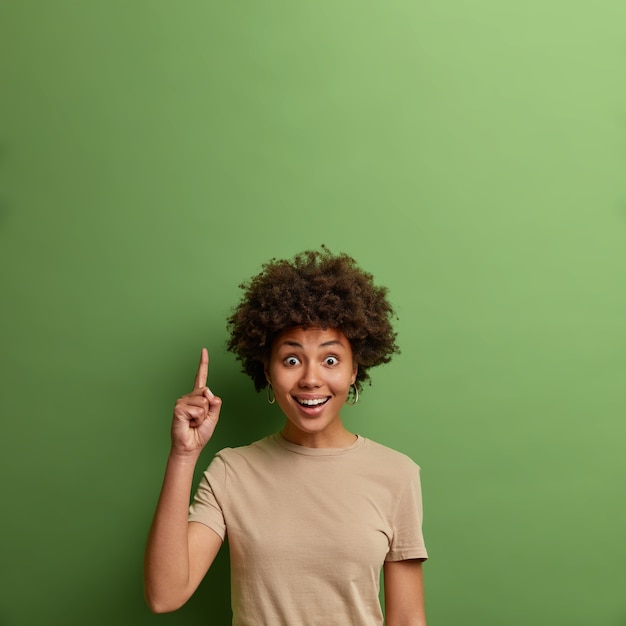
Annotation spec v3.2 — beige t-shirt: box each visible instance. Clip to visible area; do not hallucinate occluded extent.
[189,433,428,625]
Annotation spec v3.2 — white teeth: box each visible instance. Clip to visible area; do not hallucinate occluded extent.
[297,398,328,406]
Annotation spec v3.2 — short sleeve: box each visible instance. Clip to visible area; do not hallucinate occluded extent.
[386,464,428,562]
[188,454,227,540]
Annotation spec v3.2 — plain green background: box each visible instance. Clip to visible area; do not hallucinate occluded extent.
[1,1,625,625]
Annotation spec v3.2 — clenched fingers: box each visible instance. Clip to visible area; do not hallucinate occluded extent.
[174,387,219,424]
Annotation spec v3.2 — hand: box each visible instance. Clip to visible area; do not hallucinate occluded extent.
[171,348,222,456]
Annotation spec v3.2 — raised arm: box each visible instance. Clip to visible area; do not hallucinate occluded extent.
[144,349,223,613]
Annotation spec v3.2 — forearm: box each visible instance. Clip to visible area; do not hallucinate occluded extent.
[144,452,199,612]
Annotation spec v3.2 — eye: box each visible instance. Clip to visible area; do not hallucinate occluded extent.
[324,356,339,366]
[283,356,300,367]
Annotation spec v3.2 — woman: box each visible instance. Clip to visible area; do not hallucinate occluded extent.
[144,248,428,625]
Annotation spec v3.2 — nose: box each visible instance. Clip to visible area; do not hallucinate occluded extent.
[299,362,322,388]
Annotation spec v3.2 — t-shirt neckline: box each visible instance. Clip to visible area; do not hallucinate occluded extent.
[272,432,366,456]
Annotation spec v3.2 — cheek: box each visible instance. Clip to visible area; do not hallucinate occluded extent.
[331,368,356,388]
[270,369,296,392]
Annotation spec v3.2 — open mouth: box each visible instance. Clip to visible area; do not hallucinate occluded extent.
[295,397,330,407]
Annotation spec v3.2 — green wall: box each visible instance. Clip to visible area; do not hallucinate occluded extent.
[1,2,625,624]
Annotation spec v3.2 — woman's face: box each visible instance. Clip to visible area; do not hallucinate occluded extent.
[265,326,357,446]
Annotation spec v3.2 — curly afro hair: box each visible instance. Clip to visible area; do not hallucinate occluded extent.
[226,247,399,392]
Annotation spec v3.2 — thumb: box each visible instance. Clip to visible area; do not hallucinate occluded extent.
[204,388,223,420]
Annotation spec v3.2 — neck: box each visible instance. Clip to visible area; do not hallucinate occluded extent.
[280,423,357,449]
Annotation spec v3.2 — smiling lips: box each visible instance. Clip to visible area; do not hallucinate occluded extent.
[295,396,330,407]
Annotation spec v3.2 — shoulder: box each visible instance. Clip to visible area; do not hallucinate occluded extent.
[359,437,422,477]
[212,435,279,466]
[201,436,279,485]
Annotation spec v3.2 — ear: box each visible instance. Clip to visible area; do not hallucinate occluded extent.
[351,363,358,385]
[264,361,271,384]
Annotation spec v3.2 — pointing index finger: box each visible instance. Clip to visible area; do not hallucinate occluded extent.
[194,348,209,389]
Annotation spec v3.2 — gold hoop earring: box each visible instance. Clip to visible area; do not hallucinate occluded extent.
[266,382,276,404]
[346,383,359,406]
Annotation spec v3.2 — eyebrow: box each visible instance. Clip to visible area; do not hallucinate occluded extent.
[280,340,345,349]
